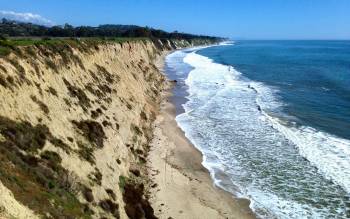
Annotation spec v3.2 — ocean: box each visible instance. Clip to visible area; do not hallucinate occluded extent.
[165,41,350,218]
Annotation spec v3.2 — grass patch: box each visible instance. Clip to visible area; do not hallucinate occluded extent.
[25,46,36,57]
[118,175,127,192]
[0,37,149,56]
[0,46,10,56]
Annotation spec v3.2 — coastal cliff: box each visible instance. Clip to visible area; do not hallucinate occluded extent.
[0,38,215,219]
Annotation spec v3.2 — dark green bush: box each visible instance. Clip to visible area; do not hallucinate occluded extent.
[72,120,105,148]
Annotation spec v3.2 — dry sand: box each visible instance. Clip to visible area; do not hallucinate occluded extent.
[148,54,256,219]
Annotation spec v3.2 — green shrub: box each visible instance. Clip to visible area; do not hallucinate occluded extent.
[118,175,127,192]
[72,120,105,148]
[0,46,10,57]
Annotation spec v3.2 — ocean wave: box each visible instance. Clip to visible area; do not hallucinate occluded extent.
[247,82,350,193]
[264,113,350,192]
[172,50,350,218]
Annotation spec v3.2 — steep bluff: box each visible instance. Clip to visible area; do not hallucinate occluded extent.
[0,38,216,219]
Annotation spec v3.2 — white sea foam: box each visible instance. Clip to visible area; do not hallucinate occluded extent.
[171,49,350,218]
[219,41,235,46]
[248,82,350,193]
[264,114,350,192]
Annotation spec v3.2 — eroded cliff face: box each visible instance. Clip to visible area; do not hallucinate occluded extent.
[0,38,215,219]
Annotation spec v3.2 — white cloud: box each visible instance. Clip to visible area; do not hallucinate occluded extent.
[0,10,54,26]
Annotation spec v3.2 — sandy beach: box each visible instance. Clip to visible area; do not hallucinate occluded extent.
[147,53,255,219]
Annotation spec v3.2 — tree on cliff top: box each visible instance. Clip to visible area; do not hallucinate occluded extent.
[0,18,221,41]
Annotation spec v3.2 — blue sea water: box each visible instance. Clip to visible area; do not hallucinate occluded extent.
[198,41,350,140]
[165,41,350,218]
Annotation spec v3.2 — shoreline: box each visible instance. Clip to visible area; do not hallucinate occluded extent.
[147,51,255,219]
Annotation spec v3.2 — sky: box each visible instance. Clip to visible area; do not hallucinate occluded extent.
[1,0,349,40]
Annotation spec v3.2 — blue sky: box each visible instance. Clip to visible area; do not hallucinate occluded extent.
[1,0,349,39]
